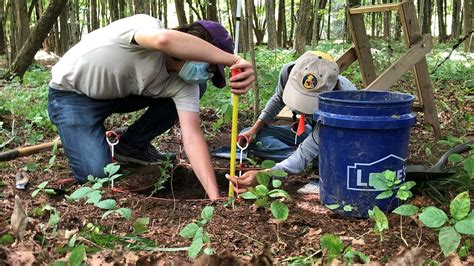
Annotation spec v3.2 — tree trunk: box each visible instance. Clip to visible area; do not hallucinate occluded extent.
[289,0,295,44]
[90,0,99,30]
[464,0,473,52]
[311,0,321,46]
[134,0,145,14]
[207,0,218,21]
[10,0,30,61]
[9,0,68,77]
[119,0,126,18]
[163,0,167,27]
[452,0,461,40]
[327,0,331,40]
[371,0,375,36]
[0,0,6,55]
[265,0,277,49]
[277,0,286,47]
[127,0,133,15]
[436,0,447,41]
[293,0,311,55]
[108,0,118,21]
[394,15,401,40]
[175,0,187,26]
[59,5,69,55]
[245,0,259,121]
[383,0,391,40]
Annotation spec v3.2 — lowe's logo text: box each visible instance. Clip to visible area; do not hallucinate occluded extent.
[346,154,407,191]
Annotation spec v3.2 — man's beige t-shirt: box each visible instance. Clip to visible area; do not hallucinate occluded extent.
[49,14,199,113]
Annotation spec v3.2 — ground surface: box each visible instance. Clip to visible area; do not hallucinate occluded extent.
[1,87,473,265]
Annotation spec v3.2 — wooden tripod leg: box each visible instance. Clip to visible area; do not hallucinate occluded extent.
[399,1,441,139]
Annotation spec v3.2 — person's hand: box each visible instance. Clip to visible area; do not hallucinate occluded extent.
[225,170,258,193]
[239,129,256,146]
[229,58,255,95]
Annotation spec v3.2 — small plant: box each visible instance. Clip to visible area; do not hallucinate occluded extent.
[416,191,474,256]
[239,160,290,221]
[179,206,215,259]
[31,181,57,197]
[369,170,416,200]
[152,155,174,194]
[67,163,131,220]
[320,234,370,264]
[368,206,389,241]
[325,203,354,212]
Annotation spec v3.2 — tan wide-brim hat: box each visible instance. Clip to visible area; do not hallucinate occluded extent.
[282,51,339,114]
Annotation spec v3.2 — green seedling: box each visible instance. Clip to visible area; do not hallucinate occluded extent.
[368,206,389,241]
[417,191,474,257]
[369,170,416,200]
[31,181,57,197]
[239,160,290,221]
[320,234,370,264]
[152,155,174,194]
[325,203,354,212]
[67,163,131,221]
[179,206,215,259]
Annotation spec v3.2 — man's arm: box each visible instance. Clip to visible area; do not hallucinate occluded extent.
[273,129,319,174]
[133,28,254,93]
[177,110,220,200]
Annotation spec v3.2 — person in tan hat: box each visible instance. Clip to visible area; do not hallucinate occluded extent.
[226,51,356,194]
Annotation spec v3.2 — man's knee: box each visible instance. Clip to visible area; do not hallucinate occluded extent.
[70,155,110,183]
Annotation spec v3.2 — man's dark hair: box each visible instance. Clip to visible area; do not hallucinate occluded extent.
[174,23,213,44]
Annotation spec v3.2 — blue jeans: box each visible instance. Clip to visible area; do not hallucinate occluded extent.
[241,125,311,162]
[47,88,178,182]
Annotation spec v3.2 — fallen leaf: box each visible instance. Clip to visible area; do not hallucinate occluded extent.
[351,238,366,246]
[11,195,28,241]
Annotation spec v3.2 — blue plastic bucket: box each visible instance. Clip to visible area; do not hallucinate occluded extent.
[313,91,416,218]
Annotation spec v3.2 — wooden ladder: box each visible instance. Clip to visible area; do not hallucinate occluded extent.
[336,0,440,139]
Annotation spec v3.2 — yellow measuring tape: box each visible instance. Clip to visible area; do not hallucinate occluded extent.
[228,93,239,198]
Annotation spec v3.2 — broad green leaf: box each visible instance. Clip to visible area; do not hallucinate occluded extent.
[31,189,41,198]
[133,217,150,234]
[179,223,199,239]
[454,217,474,235]
[343,205,353,212]
[44,189,56,195]
[270,170,287,177]
[344,248,370,263]
[52,261,67,266]
[439,226,461,257]
[393,204,419,216]
[69,187,93,200]
[69,244,85,266]
[202,232,210,243]
[272,179,282,188]
[375,190,393,199]
[448,153,463,163]
[255,185,269,196]
[201,206,214,222]
[369,173,389,190]
[240,191,258,200]
[92,183,102,190]
[115,208,132,220]
[96,199,116,210]
[48,212,60,226]
[371,206,389,233]
[68,234,77,248]
[464,156,474,178]
[400,181,416,190]
[271,201,288,221]
[450,191,470,220]
[326,204,340,210]
[396,190,412,201]
[85,190,102,205]
[87,175,95,183]
[261,160,276,169]
[419,207,448,228]
[188,228,204,259]
[256,172,271,187]
[104,163,120,176]
[38,181,48,189]
[268,189,291,199]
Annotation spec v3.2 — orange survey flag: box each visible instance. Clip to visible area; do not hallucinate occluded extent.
[296,114,306,136]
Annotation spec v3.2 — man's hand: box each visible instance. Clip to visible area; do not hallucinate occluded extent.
[225,170,258,193]
[229,58,255,95]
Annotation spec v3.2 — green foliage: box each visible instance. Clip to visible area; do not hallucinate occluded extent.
[369,170,415,201]
[417,191,474,257]
[368,206,389,241]
[320,234,370,264]
[179,206,215,260]
[240,165,290,221]
[0,234,15,245]
[69,244,86,266]
[67,163,131,221]
[152,155,174,194]
[31,181,57,197]
[132,217,150,235]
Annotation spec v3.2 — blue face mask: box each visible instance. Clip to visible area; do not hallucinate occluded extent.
[178,61,214,84]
